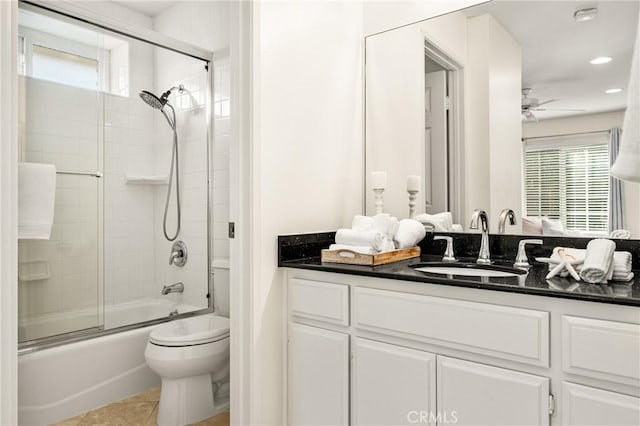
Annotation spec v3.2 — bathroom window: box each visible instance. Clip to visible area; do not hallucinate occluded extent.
[524,137,609,233]
[32,44,99,91]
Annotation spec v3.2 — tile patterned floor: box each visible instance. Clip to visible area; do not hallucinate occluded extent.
[51,387,230,426]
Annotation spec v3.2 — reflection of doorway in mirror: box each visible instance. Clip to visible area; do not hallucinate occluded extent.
[424,60,448,214]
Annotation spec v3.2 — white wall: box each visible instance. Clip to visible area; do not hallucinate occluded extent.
[465,14,522,232]
[252,1,364,423]
[364,0,486,36]
[523,111,640,237]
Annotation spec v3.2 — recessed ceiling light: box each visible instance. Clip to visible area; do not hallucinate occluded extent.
[574,8,598,22]
[590,56,612,65]
[605,88,623,94]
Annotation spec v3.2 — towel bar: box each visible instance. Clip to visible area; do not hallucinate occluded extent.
[56,170,102,178]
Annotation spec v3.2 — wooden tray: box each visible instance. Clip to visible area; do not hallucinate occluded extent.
[321,247,421,266]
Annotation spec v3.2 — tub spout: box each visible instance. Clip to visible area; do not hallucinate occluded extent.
[162,282,184,295]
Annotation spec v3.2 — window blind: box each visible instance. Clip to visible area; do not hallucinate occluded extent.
[524,142,609,232]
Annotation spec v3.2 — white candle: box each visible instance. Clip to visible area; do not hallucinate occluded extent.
[371,171,387,190]
[407,175,420,192]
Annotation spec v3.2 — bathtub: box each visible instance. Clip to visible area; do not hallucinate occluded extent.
[18,299,204,426]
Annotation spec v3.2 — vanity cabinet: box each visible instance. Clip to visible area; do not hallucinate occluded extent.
[352,338,436,426]
[438,356,549,426]
[285,270,640,426]
[288,323,349,426]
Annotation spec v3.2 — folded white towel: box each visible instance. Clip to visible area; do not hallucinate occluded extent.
[18,162,56,240]
[549,247,633,282]
[451,224,463,232]
[352,215,374,232]
[328,244,377,255]
[611,8,640,183]
[394,219,427,249]
[335,229,385,251]
[579,239,616,284]
[415,212,454,231]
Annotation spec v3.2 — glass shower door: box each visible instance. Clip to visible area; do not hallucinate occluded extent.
[17,5,104,343]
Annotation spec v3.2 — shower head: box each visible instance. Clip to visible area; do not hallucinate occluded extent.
[139,85,184,110]
[139,90,166,110]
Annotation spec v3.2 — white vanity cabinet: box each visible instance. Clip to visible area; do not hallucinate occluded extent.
[352,338,437,426]
[288,323,349,426]
[285,270,640,426]
[437,356,550,426]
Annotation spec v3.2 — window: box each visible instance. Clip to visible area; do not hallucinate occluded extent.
[524,135,609,233]
[32,45,99,91]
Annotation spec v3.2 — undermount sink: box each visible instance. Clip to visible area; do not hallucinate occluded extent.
[411,262,527,278]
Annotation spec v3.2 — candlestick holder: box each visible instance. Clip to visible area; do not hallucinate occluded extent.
[373,188,385,214]
[408,189,418,218]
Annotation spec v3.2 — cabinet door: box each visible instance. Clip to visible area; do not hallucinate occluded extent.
[352,338,436,426]
[562,382,640,426]
[437,356,550,426]
[288,323,349,426]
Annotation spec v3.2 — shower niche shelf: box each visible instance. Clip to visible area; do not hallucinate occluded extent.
[125,174,169,185]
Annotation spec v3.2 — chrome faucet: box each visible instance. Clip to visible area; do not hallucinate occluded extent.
[498,209,517,234]
[169,240,187,267]
[470,209,491,265]
[162,282,184,295]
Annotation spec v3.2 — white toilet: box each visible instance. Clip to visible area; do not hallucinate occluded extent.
[144,313,230,426]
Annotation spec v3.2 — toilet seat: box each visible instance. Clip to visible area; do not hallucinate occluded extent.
[149,314,230,347]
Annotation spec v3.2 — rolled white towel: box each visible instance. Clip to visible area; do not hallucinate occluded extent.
[328,244,377,255]
[394,219,427,249]
[335,229,385,252]
[579,239,616,284]
[549,248,633,281]
[372,213,398,239]
[352,215,373,232]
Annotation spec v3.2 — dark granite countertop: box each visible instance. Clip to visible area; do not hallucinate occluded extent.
[278,232,640,307]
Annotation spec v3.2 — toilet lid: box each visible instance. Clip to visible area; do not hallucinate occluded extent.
[149,314,230,346]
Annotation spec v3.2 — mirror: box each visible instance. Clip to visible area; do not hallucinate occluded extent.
[365,0,640,238]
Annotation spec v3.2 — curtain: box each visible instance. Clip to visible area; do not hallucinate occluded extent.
[609,128,624,232]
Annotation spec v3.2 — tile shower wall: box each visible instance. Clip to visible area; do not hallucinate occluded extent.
[154,1,231,315]
[18,77,101,339]
[151,47,209,309]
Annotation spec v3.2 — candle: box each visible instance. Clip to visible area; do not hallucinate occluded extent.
[371,171,387,190]
[407,175,420,192]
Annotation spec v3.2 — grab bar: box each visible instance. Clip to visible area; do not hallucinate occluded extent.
[56,170,102,178]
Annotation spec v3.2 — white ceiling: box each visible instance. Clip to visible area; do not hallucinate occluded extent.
[112,0,178,17]
[465,0,639,120]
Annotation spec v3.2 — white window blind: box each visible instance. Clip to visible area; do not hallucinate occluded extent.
[524,140,609,232]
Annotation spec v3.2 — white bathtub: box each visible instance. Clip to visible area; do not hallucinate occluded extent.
[18,299,204,426]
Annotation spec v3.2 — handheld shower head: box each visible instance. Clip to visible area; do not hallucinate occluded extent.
[139,90,166,110]
[139,85,184,110]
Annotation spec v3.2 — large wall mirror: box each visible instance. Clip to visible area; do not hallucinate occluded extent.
[365,0,640,238]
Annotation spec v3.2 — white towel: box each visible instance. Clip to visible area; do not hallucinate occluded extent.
[328,244,377,255]
[335,229,385,251]
[352,215,373,232]
[18,162,56,240]
[394,219,426,249]
[579,239,616,284]
[372,213,398,239]
[549,248,634,282]
[611,8,640,182]
[414,212,453,231]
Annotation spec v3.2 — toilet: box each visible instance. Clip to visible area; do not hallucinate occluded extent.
[144,313,230,426]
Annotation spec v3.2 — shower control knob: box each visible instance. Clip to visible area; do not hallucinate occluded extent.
[169,241,188,267]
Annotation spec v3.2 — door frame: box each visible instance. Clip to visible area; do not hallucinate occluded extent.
[424,39,465,226]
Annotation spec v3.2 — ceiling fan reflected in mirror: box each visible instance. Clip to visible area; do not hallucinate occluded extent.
[521,88,587,121]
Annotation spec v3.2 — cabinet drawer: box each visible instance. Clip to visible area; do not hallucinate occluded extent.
[562,316,640,386]
[290,278,349,326]
[353,287,549,367]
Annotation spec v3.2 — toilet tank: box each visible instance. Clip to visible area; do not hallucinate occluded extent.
[211,258,230,317]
